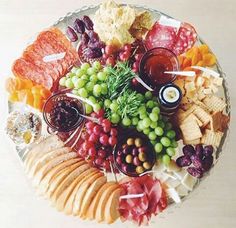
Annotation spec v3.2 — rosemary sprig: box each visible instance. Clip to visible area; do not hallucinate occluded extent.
[106,61,135,100]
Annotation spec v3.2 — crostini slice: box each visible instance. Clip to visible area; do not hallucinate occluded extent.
[28,147,72,178]
[73,173,105,216]
[36,158,81,195]
[63,169,100,215]
[32,151,78,186]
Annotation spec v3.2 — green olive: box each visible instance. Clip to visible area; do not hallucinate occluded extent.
[134,138,143,147]
[138,152,147,162]
[136,166,145,174]
[143,162,152,170]
[125,154,133,164]
[126,138,134,146]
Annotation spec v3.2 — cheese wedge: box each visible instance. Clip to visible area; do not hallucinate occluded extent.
[104,188,121,224]
[95,183,120,223]
[64,169,99,215]
[86,182,115,220]
[79,176,107,218]
[24,135,64,172]
[50,163,91,204]
[73,172,104,216]
[36,158,81,195]
[46,161,85,199]
[28,147,72,178]
[55,167,100,212]
[33,152,78,185]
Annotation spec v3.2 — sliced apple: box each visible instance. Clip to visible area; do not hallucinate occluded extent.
[95,183,120,223]
[86,182,115,220]
[32,152,78,186]
[28,147,72,178]
[36,158,81,195]
[63,169,100,215]
[50,163,91,204]
[24,135,64,172]
[73,173,105,216]
[104,188,121,224]
[46,161,85,199]
[55,167,100,212]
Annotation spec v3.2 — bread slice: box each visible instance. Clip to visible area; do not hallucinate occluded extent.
[36,158,81,195]
[28,147,72,178]
[72,172,104,216]
[50,163,91,204]
[63,169,99,215]
[32,152,78,186]
[104,188,121,224]
[24,135,64,172]
[55,167,99,212]
[46,161,86,199]
[79,176,107,218]
[95,183,120,223]
[86,182,116,220]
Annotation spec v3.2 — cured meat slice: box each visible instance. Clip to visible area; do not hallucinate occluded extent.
[12,58,53,90]
[145,22,178,50]
[173,22,198,55]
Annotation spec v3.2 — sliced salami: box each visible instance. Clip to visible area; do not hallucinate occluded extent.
[172,22,197,55]
[145,22,178,50]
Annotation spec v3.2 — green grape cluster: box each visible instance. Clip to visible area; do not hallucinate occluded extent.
[59,61,108,114]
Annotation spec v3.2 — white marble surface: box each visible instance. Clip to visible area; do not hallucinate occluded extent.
[0,0,235,228]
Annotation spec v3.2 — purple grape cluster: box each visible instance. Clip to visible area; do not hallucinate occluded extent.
[66,16,104,61]
[176,144,214,178]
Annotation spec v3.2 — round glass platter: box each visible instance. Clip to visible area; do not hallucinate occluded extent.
[8,3,231,223]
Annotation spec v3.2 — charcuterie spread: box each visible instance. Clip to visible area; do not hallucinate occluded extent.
[5,0,230,226]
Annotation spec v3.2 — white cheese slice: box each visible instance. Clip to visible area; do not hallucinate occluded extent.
[159,15,181,29]
[176,184,189,197]
[181,173,197,191]
[166,188,181,203]
[173,169,187,180]
[165,178,181,188]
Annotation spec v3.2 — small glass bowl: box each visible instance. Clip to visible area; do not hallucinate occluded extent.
[139,47,179,90]
[43,92,85,132]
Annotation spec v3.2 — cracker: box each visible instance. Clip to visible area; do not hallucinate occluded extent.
[201,129,223,147]
[180,119,202,142]
[182,113,203,127]
[184,138,201,145]
[210,112,223,132]
[203,95,226,112]
[212,77,223,86]
[193,106,212,127]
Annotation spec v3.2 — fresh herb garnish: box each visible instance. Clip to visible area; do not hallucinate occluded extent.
[106,61,135,100]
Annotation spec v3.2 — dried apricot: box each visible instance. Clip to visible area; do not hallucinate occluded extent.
[203,53,216,66]
[182,58,192,69]
[178,55,185,66]
[199,44,209,55]
[40,88,51,99]
[8,92,19,102]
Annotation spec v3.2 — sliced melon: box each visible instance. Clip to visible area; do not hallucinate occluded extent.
[72,172,104,216]
[24,135,64,172]
[95,183,119,223]
[104,188,121,224]
[32,152,78,185]
[46,161,85,199]
[50,163,91,204]
[28,147,72,178]
[86,182,115,220]
[63,169,99,215]
[55,167,99,212]
[36,158,81,195]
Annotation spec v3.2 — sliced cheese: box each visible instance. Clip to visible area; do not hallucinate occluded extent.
[63,169,99,215]
[28,147,72,178]
[181,173,198,191]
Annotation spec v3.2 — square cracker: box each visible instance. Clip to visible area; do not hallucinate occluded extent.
[182,113,203,127]
[201,129,223,147]
[193,106,212,127]
[203,95,226,112]
[180,119,202,142]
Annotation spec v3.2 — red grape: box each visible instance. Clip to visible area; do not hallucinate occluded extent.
[108,155,114,162]
[73,18,85,34]
[86,121,95,130]
[89,133,99,143]
[110,128,117,136]
[106,56,115,66]
[100,134,109,146]
[132,78,139,86]
[103,160,111,171]
[88,147,97,158]
[81,132,89,140]
[83,141,93,151]
[96,109,105,118]
[105,45,116,55]
[66,26,78,42]
[123,44,131,52]
[98,149,107,158]
[108,136,117,146]
[102,119,111,129]
[119,51,130,61]
[95,158,103,166]
[116,156,123,165]
[93,125,102,135]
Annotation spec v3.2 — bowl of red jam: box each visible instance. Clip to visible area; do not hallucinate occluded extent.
[43,92,85,132]
[139,47,179,89]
